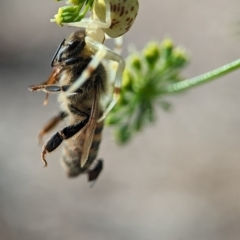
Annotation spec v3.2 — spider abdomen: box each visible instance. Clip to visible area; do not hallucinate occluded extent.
[93,0,139,38]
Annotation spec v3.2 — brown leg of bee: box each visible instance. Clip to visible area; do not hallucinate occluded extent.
[28,85,83,94]
[29,67,61,90]
[42,117,89,167]
[88,160,103,186]
[29,85,64,93]
[29,67,61,105]
[38,111,68,145]
[43,94,49,106]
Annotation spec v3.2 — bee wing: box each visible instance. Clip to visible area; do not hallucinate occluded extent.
[80,83,101,167]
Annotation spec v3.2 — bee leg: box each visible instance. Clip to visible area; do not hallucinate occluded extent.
[28,85,83,94]
[29,85,63,108]
[41,117,89,167]
[29,67,61,105]
[88,159,103,185]
[38,111,68,145]
[29,85,64,93]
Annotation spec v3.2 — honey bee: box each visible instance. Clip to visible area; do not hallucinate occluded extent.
[29,30,108,183]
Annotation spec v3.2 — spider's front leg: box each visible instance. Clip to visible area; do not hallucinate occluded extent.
[105,36,123,84]
[42,117,89,167]
[113,36,123,55]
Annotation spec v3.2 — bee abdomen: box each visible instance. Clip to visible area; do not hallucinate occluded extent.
[61,120,104,177]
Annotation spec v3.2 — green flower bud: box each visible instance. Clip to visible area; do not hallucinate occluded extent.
[143,41,160,68]
[130,55,142,71]
[172,48,188,68]
[54,11,63,25]
[161,39,174,60]
[115,125,131,144]
[122,70,134,91]
[52,6,78,25]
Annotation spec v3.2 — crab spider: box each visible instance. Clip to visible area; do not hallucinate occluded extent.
[60,0,139,121]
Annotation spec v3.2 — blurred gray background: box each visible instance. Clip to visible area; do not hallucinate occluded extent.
[1,0,240,239]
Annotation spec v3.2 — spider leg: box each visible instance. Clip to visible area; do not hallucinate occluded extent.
[61,18,89,28]
[107,36,123,84]
[113,36,123,55]
[97,41,125,122]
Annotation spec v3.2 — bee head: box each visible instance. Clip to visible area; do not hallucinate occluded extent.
[51,30,86,67]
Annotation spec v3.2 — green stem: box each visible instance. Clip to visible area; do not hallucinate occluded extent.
[162,58,240,94]
[77,1,90,19]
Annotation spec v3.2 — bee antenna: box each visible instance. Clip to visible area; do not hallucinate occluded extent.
[51,38,65,67]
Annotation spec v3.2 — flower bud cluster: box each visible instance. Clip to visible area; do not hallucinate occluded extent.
[51,0,93,25]
[106,39,188,144]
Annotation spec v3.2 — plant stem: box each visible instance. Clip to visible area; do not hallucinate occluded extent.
[162,58,240,94]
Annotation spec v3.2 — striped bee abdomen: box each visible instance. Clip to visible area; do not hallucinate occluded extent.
[61,120,104,178]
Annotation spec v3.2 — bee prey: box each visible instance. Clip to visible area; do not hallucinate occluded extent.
[29,30,108,183]
[58,0,139,121]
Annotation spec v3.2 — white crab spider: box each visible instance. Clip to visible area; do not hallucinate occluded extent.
[61,0,139,121]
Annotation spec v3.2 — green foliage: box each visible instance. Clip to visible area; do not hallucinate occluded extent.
[51,0,94,25]
[106,39,189,144]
